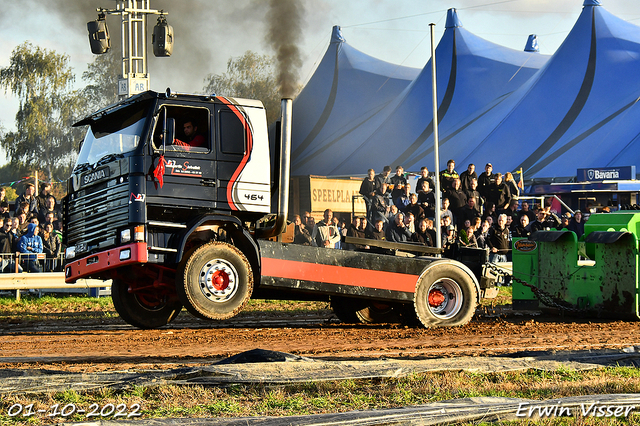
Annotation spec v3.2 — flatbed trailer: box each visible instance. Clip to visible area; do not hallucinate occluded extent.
[257,239,481,327]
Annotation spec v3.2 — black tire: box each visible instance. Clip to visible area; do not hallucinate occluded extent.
[355,303,401,324]
[397,304,422,327]
[177,242,253,320]
[111,279,182,329]
[331,298,401,324]
[414,262,477,327]
[330,296,364,323]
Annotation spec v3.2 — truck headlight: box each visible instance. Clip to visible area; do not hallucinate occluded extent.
[121,229,131,243]
[65,246,76,259]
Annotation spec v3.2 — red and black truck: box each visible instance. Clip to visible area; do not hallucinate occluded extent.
[64,91,490,329]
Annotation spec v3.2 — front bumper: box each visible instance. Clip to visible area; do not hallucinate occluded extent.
[65,242,149,283]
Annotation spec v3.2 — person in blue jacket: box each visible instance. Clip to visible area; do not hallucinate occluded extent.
[18,223,43,272]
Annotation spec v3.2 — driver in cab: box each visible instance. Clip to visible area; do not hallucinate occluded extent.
[173,120,205,150]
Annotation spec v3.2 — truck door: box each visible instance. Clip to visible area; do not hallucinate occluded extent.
[215,103,249,211]
[148,104,217,209]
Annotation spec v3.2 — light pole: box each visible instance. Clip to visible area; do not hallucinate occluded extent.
[87,0,173,99]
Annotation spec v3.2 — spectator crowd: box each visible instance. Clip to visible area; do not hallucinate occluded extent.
[291,160,586,264]
[0,182,63,273]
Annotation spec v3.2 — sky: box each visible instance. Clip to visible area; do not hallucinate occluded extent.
[1,0,640,158]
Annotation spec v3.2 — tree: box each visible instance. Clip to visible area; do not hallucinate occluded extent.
[82,50,120,112]
[203,51,281,126]
[0,42,85,183]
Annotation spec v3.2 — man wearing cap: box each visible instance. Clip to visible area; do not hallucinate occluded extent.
[478,163,495,199]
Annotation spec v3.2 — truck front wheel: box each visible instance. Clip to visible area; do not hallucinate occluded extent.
[177,242,253,320]
[111,279,182,329]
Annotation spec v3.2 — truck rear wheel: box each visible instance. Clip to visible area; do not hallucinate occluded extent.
[331,297,401,324]
[330,297,363,323]
[177,242,253,320]
[414,263,477,327]
[355,303,401,324]
[111,279,182,329]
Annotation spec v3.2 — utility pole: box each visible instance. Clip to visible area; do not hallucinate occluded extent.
[87,0,173,99]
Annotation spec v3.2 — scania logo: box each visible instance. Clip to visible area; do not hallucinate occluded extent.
[514,239,537,252]
[81,167,110,186]
[588,169,595,180]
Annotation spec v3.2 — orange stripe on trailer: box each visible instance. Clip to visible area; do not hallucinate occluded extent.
[261,257,418,293]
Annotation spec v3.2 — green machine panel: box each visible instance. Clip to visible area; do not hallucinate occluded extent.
[512,212,640,319]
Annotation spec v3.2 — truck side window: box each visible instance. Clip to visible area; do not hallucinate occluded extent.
[219,110,246,155]
[153,106,210,153]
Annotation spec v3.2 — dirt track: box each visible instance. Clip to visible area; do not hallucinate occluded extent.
[1,307,639,373]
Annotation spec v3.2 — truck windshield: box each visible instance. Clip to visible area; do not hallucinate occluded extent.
[74,103,149,170]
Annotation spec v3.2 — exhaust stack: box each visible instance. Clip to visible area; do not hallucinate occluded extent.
[255,98,292,238]
[274,98,292,236]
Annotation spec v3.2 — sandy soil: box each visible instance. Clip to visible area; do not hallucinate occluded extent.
[1,308,639,373]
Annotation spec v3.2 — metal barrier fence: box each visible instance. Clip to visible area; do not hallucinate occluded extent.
[0,252,64,273]
[0,253,111,301]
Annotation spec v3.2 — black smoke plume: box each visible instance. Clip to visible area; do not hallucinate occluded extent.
[265,0,305,98]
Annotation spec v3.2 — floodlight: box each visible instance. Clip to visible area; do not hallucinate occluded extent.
[87,12,111,54]
[152,15,173,57]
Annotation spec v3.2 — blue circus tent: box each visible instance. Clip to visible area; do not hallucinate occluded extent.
[291,9,549,176]
[444,0,640,180]
[290,26,420,172]
[291,0,640,182]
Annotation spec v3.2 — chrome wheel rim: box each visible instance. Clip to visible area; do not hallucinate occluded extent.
[427,278,463,319]
[199,259,239,303]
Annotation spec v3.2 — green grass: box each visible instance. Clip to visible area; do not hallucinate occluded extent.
[0,295,113,310]
[1,367,640,425]
[0,295,329,314]
[0,295,117,323]
[0,295,331,324]
[480,285,513,306]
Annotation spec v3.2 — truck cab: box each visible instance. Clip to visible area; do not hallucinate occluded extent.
[64,90,273,328]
